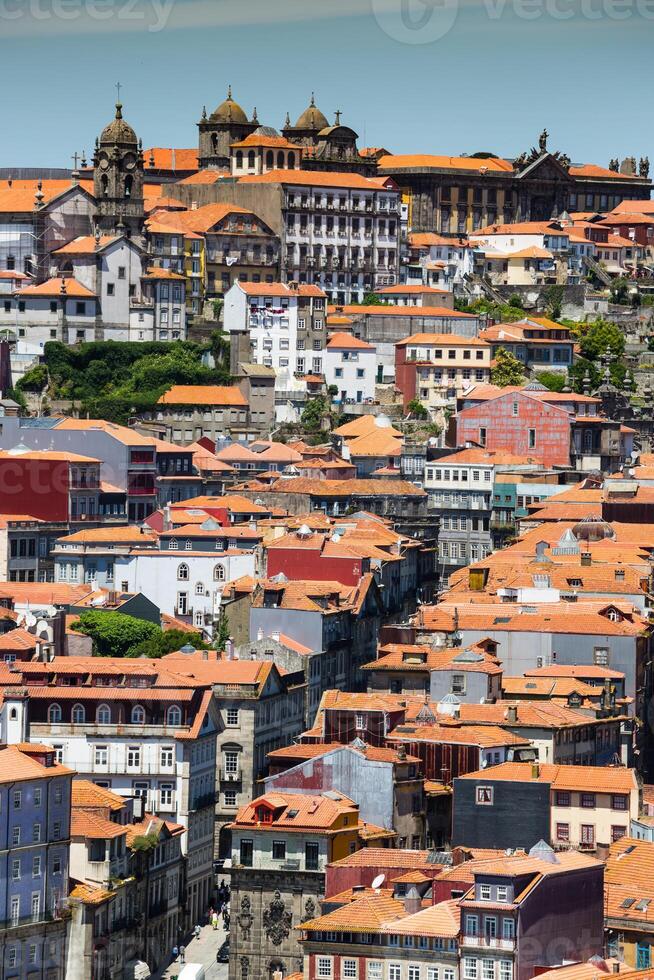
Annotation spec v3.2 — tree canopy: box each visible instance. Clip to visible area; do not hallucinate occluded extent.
[490,347,527,387]
[70,611,209,658]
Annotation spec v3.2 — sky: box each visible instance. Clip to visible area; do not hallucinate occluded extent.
[1,0,653,170]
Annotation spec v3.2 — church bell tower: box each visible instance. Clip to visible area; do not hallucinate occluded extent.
[93,101,145,240]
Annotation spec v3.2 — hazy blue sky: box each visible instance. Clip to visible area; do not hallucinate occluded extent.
[1,0,652,169]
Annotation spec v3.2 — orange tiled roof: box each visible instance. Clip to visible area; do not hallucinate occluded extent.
[232,790,358,831]
[259,477,426,497]
[143,147,199,170]
[53,235,120,255]
[0,178,94,214]
[330,304,475,319]
[397,332,488,347]
[72,779,125,811]
[71,810,127,839]
[384,900,460,938]
[333,416,403,439]
[238,281,325,297]
[301,894,406,932]
[157,385,247,406]
[326,332,375,350]
[570,163,642,180]
[17,277,96,298]
[459,761,637,793]
[56,525,157,545]
[379,154,513,174]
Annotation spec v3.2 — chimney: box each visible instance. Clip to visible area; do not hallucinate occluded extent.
[613,965,621,974]
[531,762,540,779]
[397,744,407,761]
[225,638,234,660]
[506,705,518,723]
[257,627,264,642]
[581,552,592,566]
[163,502,172,531]
[404,886,422,915]
[352,884,366,893]
[271,630,280,642]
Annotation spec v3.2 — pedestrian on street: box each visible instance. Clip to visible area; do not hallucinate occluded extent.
[212,910,219,930]
[180,945,186,965]
[194,924,201,939]
[172,945,179,961]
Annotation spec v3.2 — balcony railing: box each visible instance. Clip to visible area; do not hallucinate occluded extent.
[461,936,515,950]
[221,768,241,782]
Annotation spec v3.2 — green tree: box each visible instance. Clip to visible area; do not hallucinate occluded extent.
[215,611,230,653]
[544,285,564,320]
[301,395,329,433]
[407,398,428,420]
[535,371,566,393]
[16,364,48,392]
[70,610,160,658]
[577,318,625,361]
[491,347,527,387]
[361,292,384,305]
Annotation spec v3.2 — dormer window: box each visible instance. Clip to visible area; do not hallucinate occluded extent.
[256,806,273,824]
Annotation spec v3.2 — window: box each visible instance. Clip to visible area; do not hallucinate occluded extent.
[593,647,609,666]
[528,429,536,449]
[160,783,174,807]
[32,823,41,843]
[452,673,466,695]
[368,964,383,980]
[127,745,141,768]
[214,564,225,582]
[612,795,628,811]
[271,839,287,861]
[343,960,357,979]
[428,970,439,980]
[389,966,402,980]
[131,705,146,724]
[227,708,239,725]
[581,793,596,809]
[224,750,239,774]
[318,959,333,978]
[195,580,205,596]
[8,946,16,967]
[305,841,319,870]
[166,705,182,726]
[476,786,493,806]
[34,789,41,807]
[11,858,20,880]
[13,790,21,810]
[94,745,108,766]
[107,283,115,296]
[408,968,420,980]
[497,886,508,902]
[580,824,595,846]
[28,945,37,965]
[72,703,85,724]
[224,790,237,806]
[479,884,491,901]
[178,562,189,580]
[502,918,515,939]
[240,838,253,867]
[96,704,111,724]
[484,917,497,939]
[464,959,478,980]
[556,791,570,807]
[499,963,512,980]
[482,961,494,980]
[161,745,174,768]
[466,914,479,936]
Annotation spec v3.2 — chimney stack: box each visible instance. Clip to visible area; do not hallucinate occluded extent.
[404,886,422,915]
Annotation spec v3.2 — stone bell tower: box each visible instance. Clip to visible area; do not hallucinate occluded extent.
[93,101,145,240]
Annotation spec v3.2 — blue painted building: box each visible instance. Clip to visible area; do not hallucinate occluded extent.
[0,743,72,979]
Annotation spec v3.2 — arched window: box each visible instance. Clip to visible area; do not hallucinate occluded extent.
[288,152,295,169]
[166,705,182,727]
[101,174,109,197]
[131,705,145,724]
[124,175,133,199]
[211,132,218,152]
[195,581,205,596]
[235,150,243,169]
[247,150,256,169]
[72,704,85,724]
[9,707,17,721]
[265,150,274,169]
[277,150,285,168]
[96,704,111,725]
[48,704,62,723]
[214,564,225,582]
[178,563,189,581]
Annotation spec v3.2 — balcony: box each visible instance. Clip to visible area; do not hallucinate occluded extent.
[461,936,515,951]
[221,768,241,783]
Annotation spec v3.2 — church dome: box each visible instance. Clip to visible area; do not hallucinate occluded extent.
[294,94,329,132]
[210,86,249,125]
[100,103,137,145]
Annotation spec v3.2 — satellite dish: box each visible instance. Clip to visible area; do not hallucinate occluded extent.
[371,874,385,891]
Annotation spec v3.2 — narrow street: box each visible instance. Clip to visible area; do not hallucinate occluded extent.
[154,918,229,980]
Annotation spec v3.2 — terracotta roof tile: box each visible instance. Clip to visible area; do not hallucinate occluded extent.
[459,761,637,793]
[157,385,247,406]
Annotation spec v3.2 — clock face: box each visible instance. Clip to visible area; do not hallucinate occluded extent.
[124,153,136,171]
[99,156,109,170]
